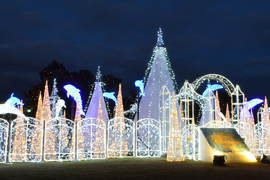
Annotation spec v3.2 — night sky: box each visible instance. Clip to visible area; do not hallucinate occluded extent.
[1,0,270,105]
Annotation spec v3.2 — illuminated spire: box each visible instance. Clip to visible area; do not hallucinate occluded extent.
[263,96,269,125]
[93,99,106,158]
[108,83,128,158]
[50,78,60,118]
[115,84,124,118]
[96,66,102,82]
[74,99,82,122]
[250,110,255,125]
[36,91,43,120]
[167,92,185,162]
[225,103,231,123]
[41,80,52,121]
[156,27,164,47]
[215,91,221,121]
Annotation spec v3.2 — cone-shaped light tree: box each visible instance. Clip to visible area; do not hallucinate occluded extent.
[85,66,109,121]
[109,84,128,157]
[41,80,55,159]
[83,67,109,152]
[36,92,43,120]
[263,96,269,125]
[167,92,185,162]
[250,110,255,125]
[41,80,52,121]
[93,99,106,159]
[215,91,222,121]
[225,103,231,123]
[74,100,82,122]
[135,28,180,154]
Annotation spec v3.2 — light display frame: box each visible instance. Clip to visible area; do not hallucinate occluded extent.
[181,124,199,160]
[159,85,171,155]
[44,118,75,162]
[107,117,135,158]
[0,118,9,163]
[254,122,270,156]
[77,117,106,160]
[136,118,161,157]
[9,117,43,162]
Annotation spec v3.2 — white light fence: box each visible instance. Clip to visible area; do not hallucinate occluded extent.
[0,119,9,163]
[136,118,161,157]
[10,118,43,162]
[182,124,199,160]
[254,123,270,156]
[107,117,135,158]
[77,118,106,160]
[44,118,75,161]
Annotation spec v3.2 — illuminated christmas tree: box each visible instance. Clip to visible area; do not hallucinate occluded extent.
[225,103,231,123]
[36,92,43,120]
[215,91,221,121]
[41,80,52,121]
[30,93,43,160]
[50,78,60,118]
[250,110,255,125]
[109,84,128,157]
[83,67,109,154]
[137,28,178,121]
[41,80,55,160]
[167,92,185,162]
[263,96,269,125]
[93,99,106,159]
[74,100,82,122]
[85,66,109,121]
[135,28,180,154]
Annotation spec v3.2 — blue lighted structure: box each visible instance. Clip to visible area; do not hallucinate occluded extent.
[202,84,224,97]
[63,84,85,116]
[247,98,263,110]
[5,93,23,106]
[135,80,145,96]
[103,92,117,105]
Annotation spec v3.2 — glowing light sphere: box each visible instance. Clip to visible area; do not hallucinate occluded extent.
[103,92,117,105]
[135,80,145,96]
[64,84,85,116]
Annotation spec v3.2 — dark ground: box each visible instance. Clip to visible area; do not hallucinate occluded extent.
[0,158,269,180]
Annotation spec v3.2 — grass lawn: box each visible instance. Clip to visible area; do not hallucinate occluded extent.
[0,158,269,180]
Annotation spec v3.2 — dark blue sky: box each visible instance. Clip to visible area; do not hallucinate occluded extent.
[0,0,270,103]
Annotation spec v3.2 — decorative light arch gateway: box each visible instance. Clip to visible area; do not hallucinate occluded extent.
[192,74,245,130]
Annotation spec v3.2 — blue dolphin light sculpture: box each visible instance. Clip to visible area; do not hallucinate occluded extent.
[202,84,224,97]
[103,92,117,105]
[247,98,263,110]
[135,80,145,96]
[63,84,85,116]
[5,93,23,106]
